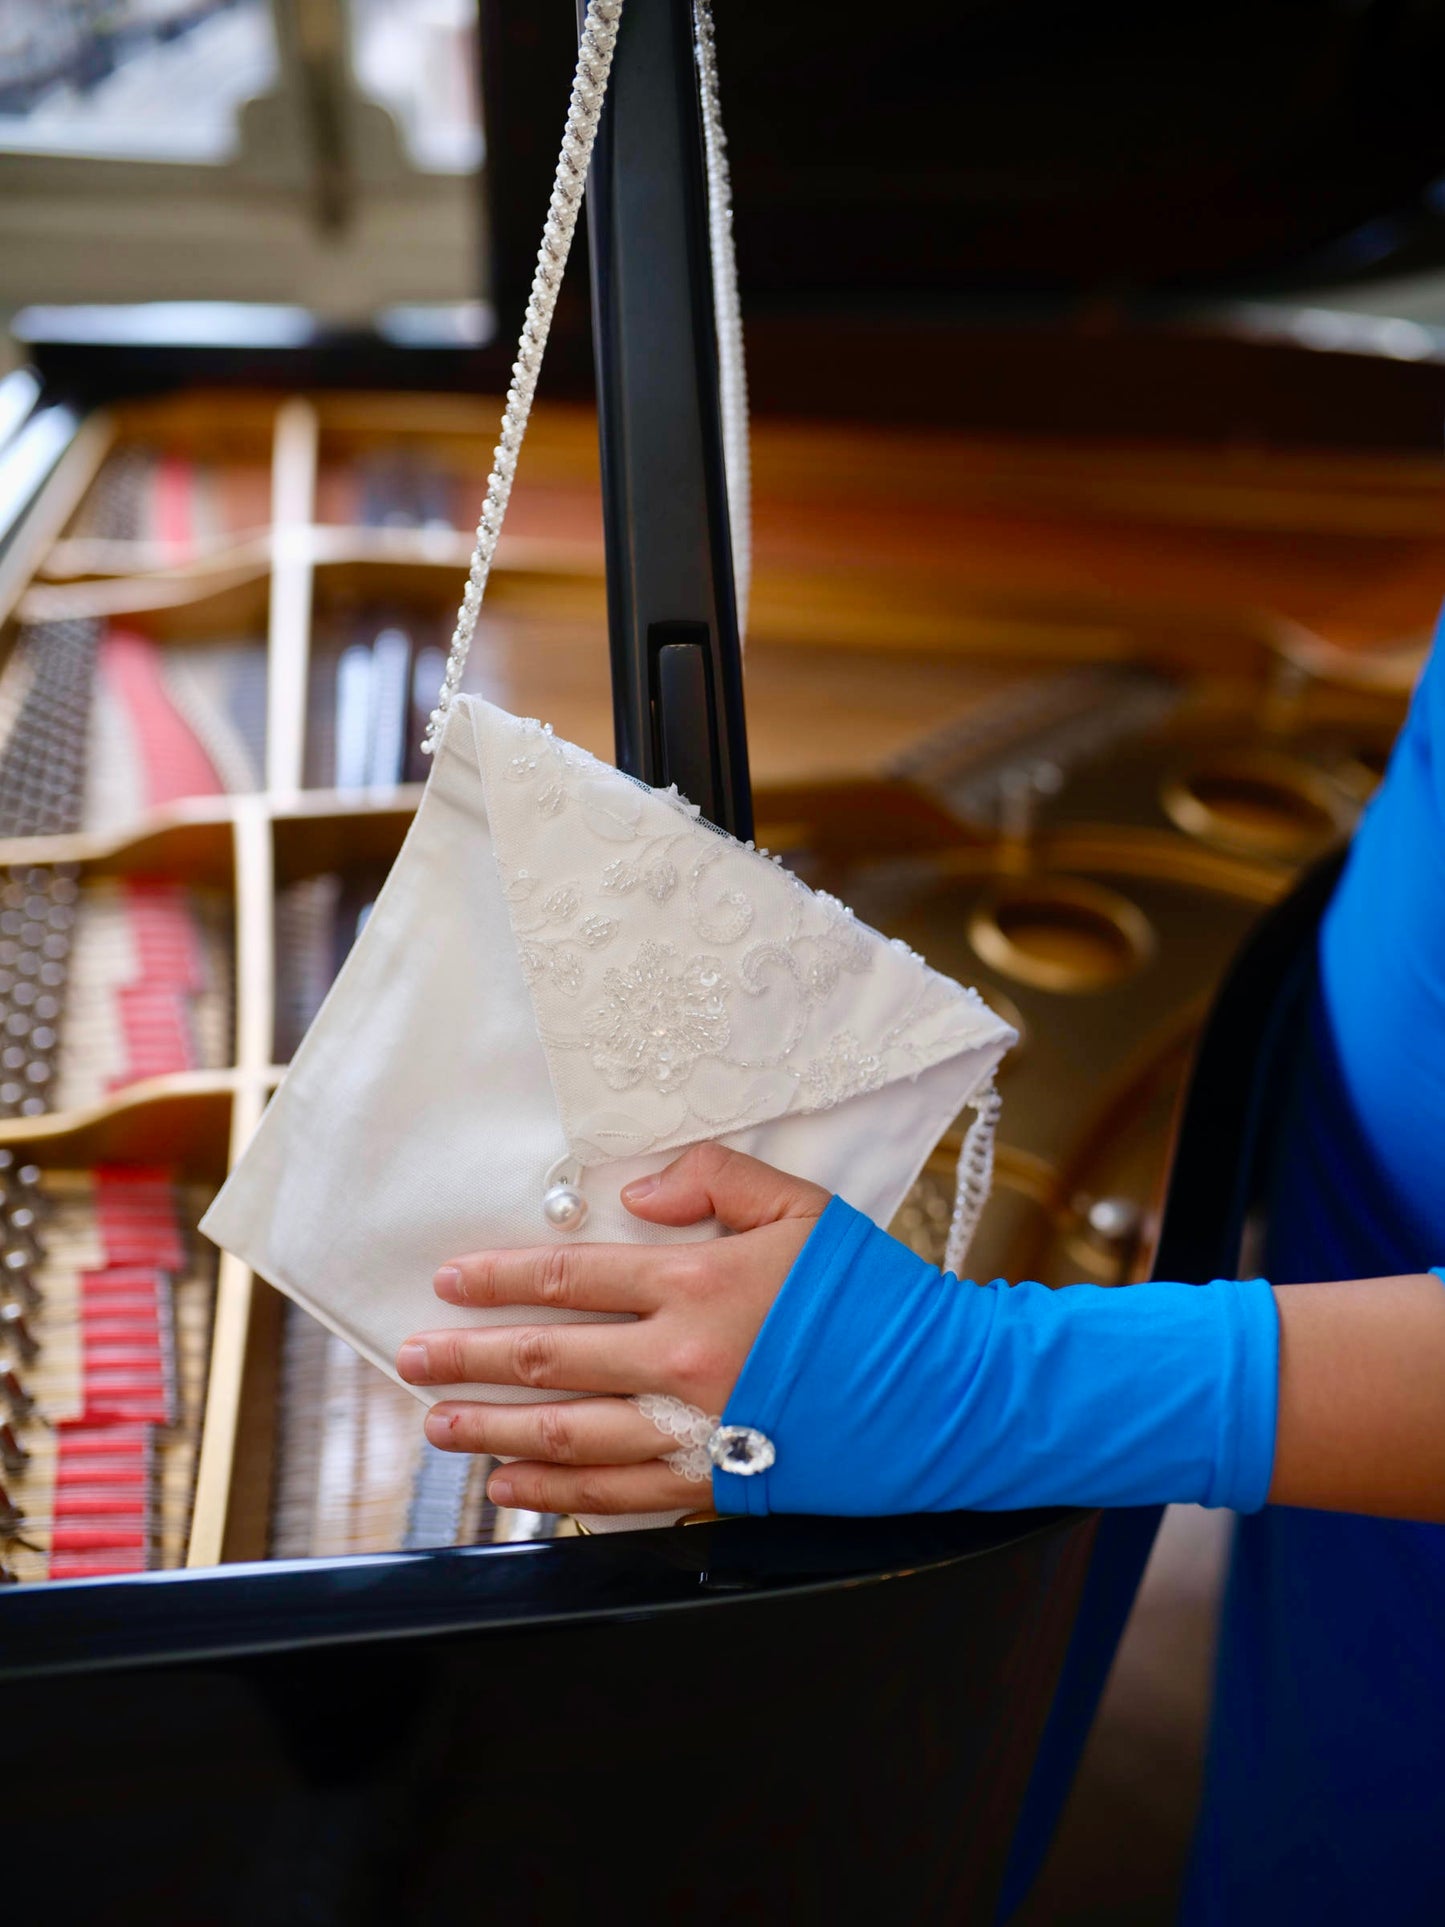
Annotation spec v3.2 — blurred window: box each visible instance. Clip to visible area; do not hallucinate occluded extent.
[0,1,279,162]
[350,0,482,175]
[0,0,486,319]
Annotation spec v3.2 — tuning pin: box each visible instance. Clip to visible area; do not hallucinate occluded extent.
[1074,1193,1146,1285]
[1085,1195,1143,1247]
[1,1252,39,1312]
[5,1206,41,1262]
[0,1369,34,1424]
[0,1484,24,1539]
[0,1151,34,1200]
[0,1423,27,1475]
[0,1305,38,1365]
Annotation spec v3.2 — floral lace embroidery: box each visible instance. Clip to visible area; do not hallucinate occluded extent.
[632,1392,718,1482]
[472,702,1013,1177]
[586,943,730,1093]
[801,1031,886,1111]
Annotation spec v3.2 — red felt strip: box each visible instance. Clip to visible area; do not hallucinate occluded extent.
[154,452,194,547]
[49,1541,148,1572]
[54,1493,150,1520]
[95,1169,185,1270]
[99,629,223,807]
[49,1528,147,1552]
[56,1463,150,1488]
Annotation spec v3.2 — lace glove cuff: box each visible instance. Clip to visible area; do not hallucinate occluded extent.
[712,1195,1280,1520]
[631,1393,775,1483]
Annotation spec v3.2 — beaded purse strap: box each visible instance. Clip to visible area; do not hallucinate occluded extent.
[424,0,749,754]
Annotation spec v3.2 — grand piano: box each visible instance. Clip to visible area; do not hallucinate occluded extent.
[3,3,1445,1919]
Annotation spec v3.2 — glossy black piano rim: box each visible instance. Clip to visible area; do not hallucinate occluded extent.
[0,1505,1080,1680]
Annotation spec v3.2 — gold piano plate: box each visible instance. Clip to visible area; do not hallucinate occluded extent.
[967,877,1156,996]
[1160,751,1353,859]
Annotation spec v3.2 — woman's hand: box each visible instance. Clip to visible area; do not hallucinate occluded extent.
[396,1144,828,1515]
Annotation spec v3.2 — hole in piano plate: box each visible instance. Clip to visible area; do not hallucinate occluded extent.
[967,878,1154,995]
[1160,754,1347,858]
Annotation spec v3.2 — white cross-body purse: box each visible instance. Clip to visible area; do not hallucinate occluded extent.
[202,0,1016,1532]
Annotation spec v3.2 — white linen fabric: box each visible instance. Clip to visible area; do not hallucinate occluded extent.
[202,697,1017,1532]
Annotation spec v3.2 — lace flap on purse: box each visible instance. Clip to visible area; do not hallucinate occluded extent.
[464,699,1015,1268]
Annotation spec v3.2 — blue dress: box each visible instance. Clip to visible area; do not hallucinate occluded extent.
[1184,623,1445,1924]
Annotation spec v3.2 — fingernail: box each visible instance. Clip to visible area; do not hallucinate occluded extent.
[425,1408,458,1445]
[487,1477,513,1506]
[434,1265,462,1299]
[622,1174,659,1203]
[397,1341,430,1381]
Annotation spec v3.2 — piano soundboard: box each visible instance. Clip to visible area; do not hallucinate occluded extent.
[0,383,1428,1584]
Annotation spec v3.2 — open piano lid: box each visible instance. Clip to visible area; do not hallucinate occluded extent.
[485,0,1445,321]
[17,3,1445,424]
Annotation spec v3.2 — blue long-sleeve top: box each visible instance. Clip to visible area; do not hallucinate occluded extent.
[714,1195,1282,1517]
[715,617,1445,1924]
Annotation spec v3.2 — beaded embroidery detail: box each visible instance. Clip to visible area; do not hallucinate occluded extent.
[469,701,1013,1179]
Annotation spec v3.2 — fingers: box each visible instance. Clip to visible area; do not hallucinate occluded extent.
[484,1457,703,1517]
[424,1395,668,1465]
[620,1142,831,1234]
[434,1242,667,1315]
[398,1318,668,1397]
